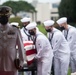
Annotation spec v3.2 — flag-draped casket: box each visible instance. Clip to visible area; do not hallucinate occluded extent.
[23,41,37,66]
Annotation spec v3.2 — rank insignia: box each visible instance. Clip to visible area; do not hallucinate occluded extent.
[7,30,15,35]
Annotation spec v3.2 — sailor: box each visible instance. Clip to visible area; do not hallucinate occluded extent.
[57,17,76,73]
[26,22,53,75]
[20,17,32,41]
[43,20,70,75]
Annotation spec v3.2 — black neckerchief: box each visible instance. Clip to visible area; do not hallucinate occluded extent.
[33,35,37,53]
[23,27,31,40]
[33,34,42,53]
[64,27,71,40]
[49,32,54,49]
[64,29,69,40]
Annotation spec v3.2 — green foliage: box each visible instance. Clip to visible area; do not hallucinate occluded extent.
[68,68,71,75]
[9,17,23,28]
[58,0,76,24]
[9,17,46,35]
[9,17,47,33]
[1,1,36,15]
[37,24,47,35]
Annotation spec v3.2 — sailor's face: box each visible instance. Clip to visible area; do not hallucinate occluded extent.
[60,23,65,27]
[45,26,53,32]
[23,22,30,27]
[29,30,35,35]
[0,15,9,25]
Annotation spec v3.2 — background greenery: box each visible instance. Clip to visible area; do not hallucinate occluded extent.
[58,0,76,26]
[1,1,36,16]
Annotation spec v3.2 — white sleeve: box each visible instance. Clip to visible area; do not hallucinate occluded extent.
[35,38,45,59]
[17,29,24,66]
[52,33,63,52]
[68,31,76,49]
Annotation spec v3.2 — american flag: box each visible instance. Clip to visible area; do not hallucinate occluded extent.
[23,41,37,66]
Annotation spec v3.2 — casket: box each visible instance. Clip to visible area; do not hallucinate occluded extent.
[23,41,37,66]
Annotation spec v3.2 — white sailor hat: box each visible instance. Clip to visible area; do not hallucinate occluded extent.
[10,22,19,27]
[20,17,31,23]
[26,22,37,30]
[43,20,54,26]
[56,17,67,25]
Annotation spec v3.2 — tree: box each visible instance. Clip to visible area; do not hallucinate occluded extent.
[1,1,36,16]
[58,0,76,23]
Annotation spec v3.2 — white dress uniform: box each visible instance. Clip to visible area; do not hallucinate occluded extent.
[47,28,70,75]
[21,27,31,41]
[62,25,76,73]
[20,17,32,75]
[35,30,53,75]
[26,22,53,75]
[0,23,24,75]
[20,17,32,41]
[44,20,70,75]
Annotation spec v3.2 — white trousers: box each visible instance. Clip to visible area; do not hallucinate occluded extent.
[37,58,52,75]
[54,57,70,75]
[70,54,76,73]
[71,72,76,75]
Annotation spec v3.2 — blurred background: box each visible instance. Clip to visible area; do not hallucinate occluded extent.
[0,0,76,30]
[0,0,61,28]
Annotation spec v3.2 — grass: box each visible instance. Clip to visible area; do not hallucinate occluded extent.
[68,68,71,75]
[37,24,47,35]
